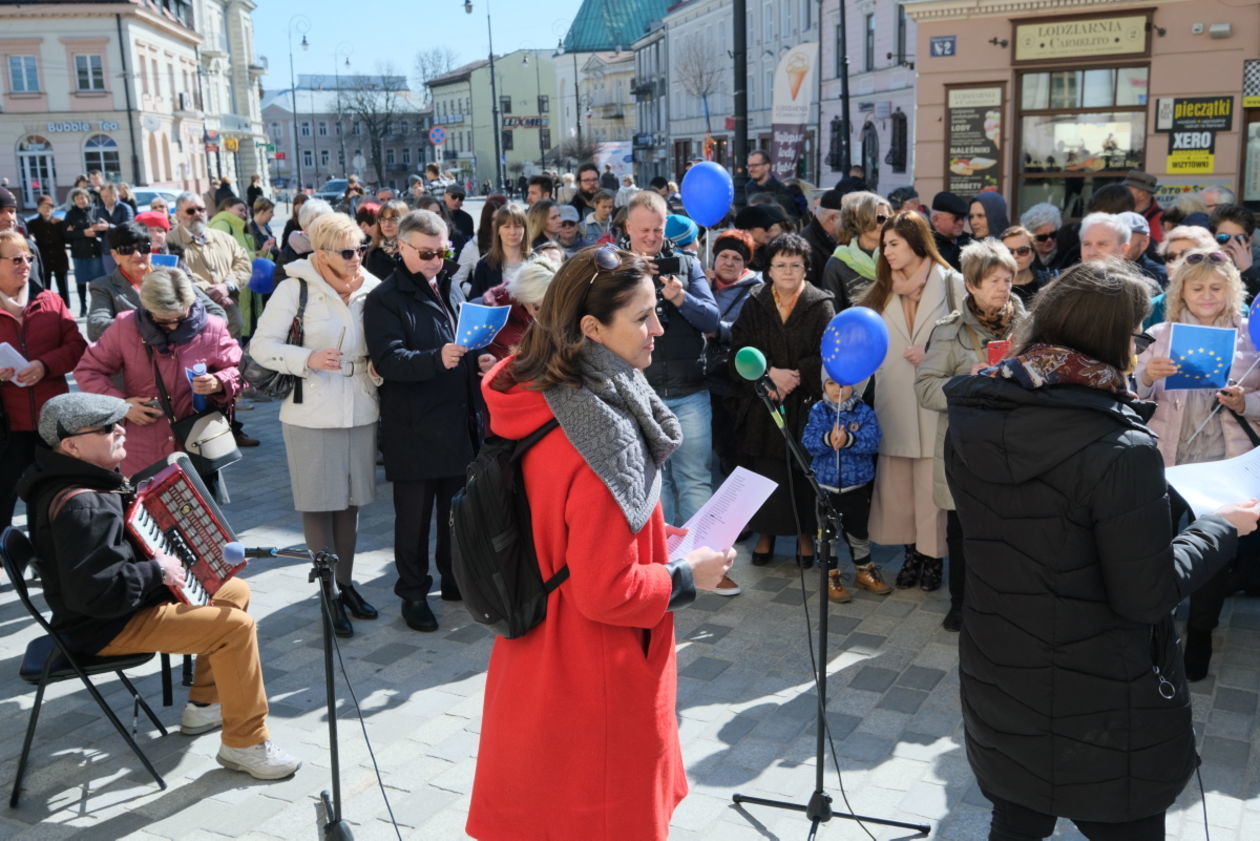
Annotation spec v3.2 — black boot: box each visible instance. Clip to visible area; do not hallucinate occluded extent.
[329,595,353,637]
[1184,629,1213,682]
[339,583,379,619]
[895,545,923,589]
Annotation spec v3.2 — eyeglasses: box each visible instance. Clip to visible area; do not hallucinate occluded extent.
[183,206,206,216]
[379,215,399,223]
[66,423,121,438]
[399,241,452,261]
[3,253,34,266]
[769,262,806,273]
[586,245,620,287]
[324,244,369,261]
[448,194,465,201]
[1133,332,1156,354]
[1184,251,1229,266]
[115,242,152,256]
[1033,232,1057,243]
[1007,245,1033,257]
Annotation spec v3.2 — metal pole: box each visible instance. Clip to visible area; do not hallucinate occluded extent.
[486,7,504,192]
[573,50,582,148]
[335,45,352,180]
[535,52,545,172]
[287,17,309,191]
[837,0,852,173]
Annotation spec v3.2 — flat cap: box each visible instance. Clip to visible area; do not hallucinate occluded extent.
[1122,169,1158,194]
[0,187,15,210]
[39,392,129,448]
[445,183,466,197]
[931,191,968,217]
[1118,210,1149,235]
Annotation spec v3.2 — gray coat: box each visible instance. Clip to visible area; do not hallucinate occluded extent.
[86,267,228,342]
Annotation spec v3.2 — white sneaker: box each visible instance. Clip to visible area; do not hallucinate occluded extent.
[180,702,222,735]
[216,740,302,780]
[713,575,741,596]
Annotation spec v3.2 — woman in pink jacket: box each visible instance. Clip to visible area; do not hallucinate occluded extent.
[1135,247,1260,682]
[75,267,242,481]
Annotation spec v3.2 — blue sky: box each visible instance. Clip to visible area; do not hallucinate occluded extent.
[253,0,586,90]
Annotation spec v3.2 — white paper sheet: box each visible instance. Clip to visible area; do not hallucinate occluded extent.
[667,467,778,561]
[0,342,30,387]
[1165,446,1260,518]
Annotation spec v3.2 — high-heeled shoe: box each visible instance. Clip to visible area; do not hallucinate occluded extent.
[751,550,773,566]
[329,597,354,637]
[339,583,378,619]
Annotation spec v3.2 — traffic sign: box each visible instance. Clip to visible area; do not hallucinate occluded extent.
[224,137,239,152]
[275,151,286,159]
[429,125,447,146]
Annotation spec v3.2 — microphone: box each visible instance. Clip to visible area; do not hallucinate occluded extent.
[734,346,786,425]
[236,545,314,560]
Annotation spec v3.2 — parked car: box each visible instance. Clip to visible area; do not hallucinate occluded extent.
[133,188,179,215]
[313,179,348,206]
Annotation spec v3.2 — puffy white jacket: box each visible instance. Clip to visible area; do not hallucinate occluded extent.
[250,258,382,429]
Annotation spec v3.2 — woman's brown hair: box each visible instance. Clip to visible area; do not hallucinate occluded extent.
[1016,258,1151,370]
[487,203,531,270]
[860,210,949,311]
[525,199,556,247]
[477,194,508,255]
[494,246,651,392]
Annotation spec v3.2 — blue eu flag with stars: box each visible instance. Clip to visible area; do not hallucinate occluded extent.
[1165,323,1236,390]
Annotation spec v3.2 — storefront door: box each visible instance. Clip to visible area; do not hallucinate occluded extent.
[17,136,57,208]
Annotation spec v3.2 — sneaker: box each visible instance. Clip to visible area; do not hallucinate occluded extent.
[827,571,852,604]
[216,740,302,780]
[713,575,741,596]
[180,702,222,735]
[854,563,892,595]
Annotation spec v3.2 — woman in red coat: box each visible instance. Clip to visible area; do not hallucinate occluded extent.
[0,231,87,527]
[468,246,735,841]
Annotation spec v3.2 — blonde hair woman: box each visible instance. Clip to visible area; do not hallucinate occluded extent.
[248,212,383,637]
[821,191,892,308]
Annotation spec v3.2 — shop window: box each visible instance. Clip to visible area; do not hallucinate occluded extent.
[9,55,39,93]
[83,134,120,180]
[75,54,105,91]
[1017,66,1148,219]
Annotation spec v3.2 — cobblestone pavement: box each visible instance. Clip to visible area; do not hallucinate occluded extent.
[5,388,1260,840]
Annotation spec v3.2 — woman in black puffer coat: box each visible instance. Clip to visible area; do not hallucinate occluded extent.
[943,260,1259,841]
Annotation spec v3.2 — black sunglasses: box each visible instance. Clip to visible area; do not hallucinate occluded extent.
[1008,245,1033,257]
[183,206,206,215]
[325,244,369,260]
[401,241,454,261]
[115,242,152,256]
[586,245,620,287]
[65,423,119,438]
[875,214,889,225]
[1133,332,1155,354]
[1184,251,1229,266]
[1034,232,1057,243]
[1216,232,1247,246]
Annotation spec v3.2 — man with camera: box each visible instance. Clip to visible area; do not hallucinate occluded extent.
[619,193,739,595]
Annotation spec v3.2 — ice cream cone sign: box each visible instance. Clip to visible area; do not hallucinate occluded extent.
[772,43,819,124]
[787,53,811,100]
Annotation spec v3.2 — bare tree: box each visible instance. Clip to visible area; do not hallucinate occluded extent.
[675,34,724,134]
[412,47,459,104]
[557,136,599,169]
[339,64,411,185]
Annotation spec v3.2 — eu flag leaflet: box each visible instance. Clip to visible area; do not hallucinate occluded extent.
[1165,323,1236,390]
[453,303,511,350]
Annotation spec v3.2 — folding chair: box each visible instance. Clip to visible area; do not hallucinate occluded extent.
[0,527,167,807]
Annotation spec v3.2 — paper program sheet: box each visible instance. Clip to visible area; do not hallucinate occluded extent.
[1165,446,1260,518]
[0,342,30,386]
[667,467,778,561]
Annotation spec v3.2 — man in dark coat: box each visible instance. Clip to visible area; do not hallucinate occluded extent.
[929,191,970,270]
[443,183,475,243]
[803,189,842,290]
[363,209,482,633]
[941,266,1257,837]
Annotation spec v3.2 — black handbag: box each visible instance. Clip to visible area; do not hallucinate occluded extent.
[146,345,242,477]
[240,279,307,403]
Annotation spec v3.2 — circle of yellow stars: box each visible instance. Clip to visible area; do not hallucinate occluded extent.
[1175,346,1228,382]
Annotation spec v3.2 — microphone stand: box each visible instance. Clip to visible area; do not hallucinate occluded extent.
[731,378,930,839]
[306,549,354,841]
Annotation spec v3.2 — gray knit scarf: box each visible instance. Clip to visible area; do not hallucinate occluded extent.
[544,342,683,533]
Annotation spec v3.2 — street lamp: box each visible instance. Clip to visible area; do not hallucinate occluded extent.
[522,51,546,172]
[334,42,353,178]
[287,15,310,190]
[554,38,582,150]
[465,0,505,193]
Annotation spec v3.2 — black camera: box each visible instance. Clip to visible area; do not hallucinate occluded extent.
[653,255,682,276]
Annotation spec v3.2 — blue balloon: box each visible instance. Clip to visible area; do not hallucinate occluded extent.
[249,257,276,295]
[1249,296,1260,349]
[680,161,734,227]
[821,307,889,386]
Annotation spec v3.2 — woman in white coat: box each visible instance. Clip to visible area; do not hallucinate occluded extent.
[249,212,382,637]
[860,211,965,591]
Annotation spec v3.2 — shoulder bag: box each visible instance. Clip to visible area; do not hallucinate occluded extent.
[239,278,308,402]
[145,345,242,477]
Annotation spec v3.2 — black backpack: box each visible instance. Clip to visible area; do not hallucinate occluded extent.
[450,418,568,639]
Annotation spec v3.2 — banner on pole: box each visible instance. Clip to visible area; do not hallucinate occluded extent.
[770,43,818,181]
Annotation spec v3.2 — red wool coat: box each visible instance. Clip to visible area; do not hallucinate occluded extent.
[0,289,87,431]
[466,360,687,841]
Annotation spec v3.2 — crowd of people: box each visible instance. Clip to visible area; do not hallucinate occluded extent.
[4,156,1260,838]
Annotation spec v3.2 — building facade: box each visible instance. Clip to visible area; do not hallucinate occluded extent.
[907,0,1260,219]
[262,75,429,191]
[820,0,917,194]
[0,0,265,208]
[662,0,731,178]
[632,23,669,185]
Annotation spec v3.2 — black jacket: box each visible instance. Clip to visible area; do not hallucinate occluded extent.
[363,261,480,482]
[27,215,70,274]
[630,242,720,398]
[943,374,1237,823]
[801,215,836,292]
[932,230,971,271]
[17,448,169,654]
[64,205,103,260]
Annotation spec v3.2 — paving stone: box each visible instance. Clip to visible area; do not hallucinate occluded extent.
[1215,687,1259,716]
[1202,735,1251,769]
[841,632,887,653]
[849,666,898,692]
[898,665,947,691]
[680,656,733,681]
[878,687,929,715]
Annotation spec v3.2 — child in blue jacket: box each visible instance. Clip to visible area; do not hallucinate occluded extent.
[802,372,887,603]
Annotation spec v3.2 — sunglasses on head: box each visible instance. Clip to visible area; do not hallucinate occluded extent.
[325,244,369,260]
[1033,232,1057,243]
[115,242,152,256]
[1184,251,1229,266]
[1133,332,1155,354]
[1008,245,1033,257]
[587,245,620,286]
